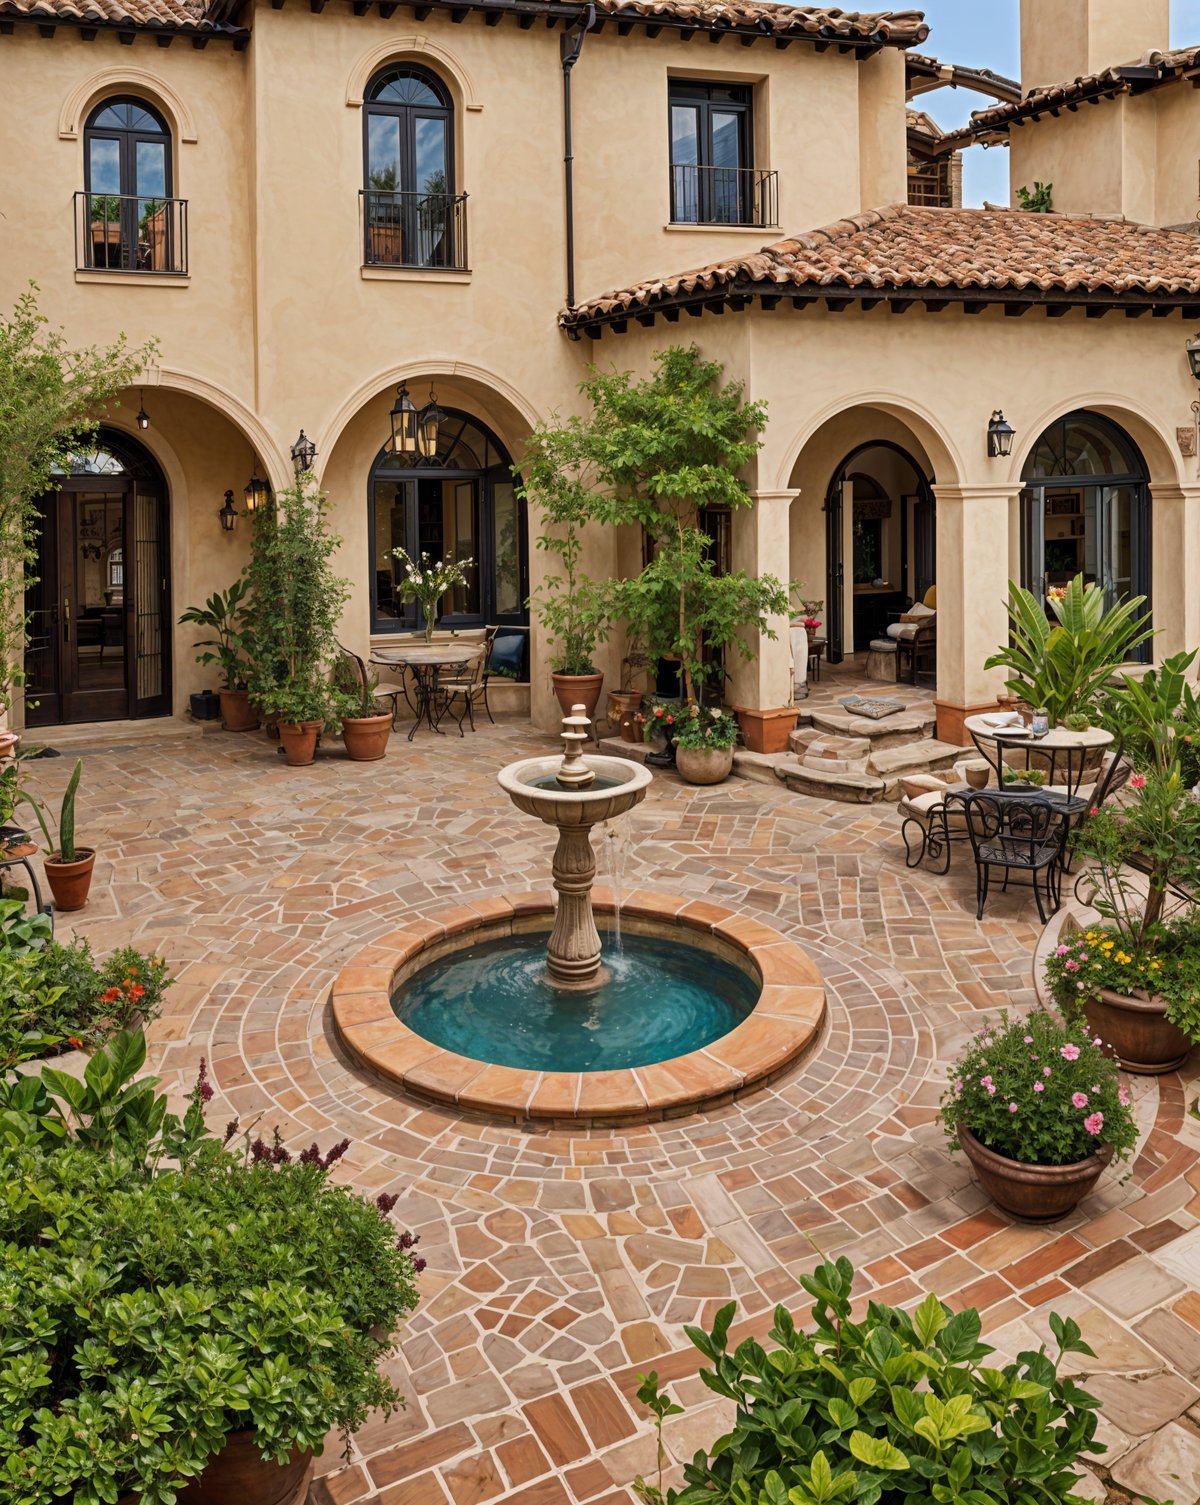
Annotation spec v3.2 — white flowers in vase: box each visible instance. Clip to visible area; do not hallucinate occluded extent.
[392,548,476,641]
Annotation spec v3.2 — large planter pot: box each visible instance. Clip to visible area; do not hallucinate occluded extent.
[608,690,643,744]
[277,720,323,767]
[219,688,260,733]
[44,848,96,912]
[342,713,392,762]
[957,1124,1113,1223]
[119,1429,314,1505]
[552,672,604,725]
[733,705,797,755]
[676,744,734,785]
[1082,987,1192,1076]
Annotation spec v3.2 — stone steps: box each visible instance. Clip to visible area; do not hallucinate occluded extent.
[799,706,937,750]
[869,740,964,781]
[774,757,888,804]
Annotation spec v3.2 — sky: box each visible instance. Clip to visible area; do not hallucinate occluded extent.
[914,0,1200,206]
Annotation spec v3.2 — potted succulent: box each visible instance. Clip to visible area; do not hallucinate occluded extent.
[673,703,739,785]
[940,1008,1137,1221]
[27,759,94,911]
[0,1032,423,1505]
[179,579,259,732]
[392,547,476,645]
[333,665,393,762]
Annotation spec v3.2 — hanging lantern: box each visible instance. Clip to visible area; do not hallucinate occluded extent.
[136,389,150,431]
[290,430,317,475]
[389,383,420,457]
[417,386,445,460]
[219,490,238,532]
[243,471,271,513]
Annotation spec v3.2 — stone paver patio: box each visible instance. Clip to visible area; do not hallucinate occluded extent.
[32,717,1200,1505]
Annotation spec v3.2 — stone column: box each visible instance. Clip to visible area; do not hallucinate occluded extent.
[727,489,800,751]
[1150,485,1200,666]
[933,484,1020,745]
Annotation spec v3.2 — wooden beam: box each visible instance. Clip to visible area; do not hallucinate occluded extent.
[1045,304,1069,317]
[921,299,948,313]
[825,297,849,312]
[37,22,56,36]
[662,306,680,323]
[1124,304,1150,317]
[739,33,754,45]
[155,30,174,43]
[706,301,725,315]
[378,1,397,13]
[1184,305,1200,319]
[0,18,13,31]
[685,303,705,318]
[758,295,780,311]
[889,299,915,314]
[1085,304,1109,318]
[1152,305,1173,317]
[582,324,600,340]
[190,31,208,44]
[611,319,627,335]
[1003,303,1029,317]
[645,23,661,36]
[773,34,790,48]
[635,313,655,327]
[485,10,502,24]
[962,300,987,314]
[352,2,370,14]
[707,29,723,42]
[678,26,695,41]
[859,296,882,312]
[449,7,468,21]
[117,28,136,42]
[517,11,534,25]
[308,0,325,13]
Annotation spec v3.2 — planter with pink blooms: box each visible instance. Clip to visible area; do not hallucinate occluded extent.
[940,1009,1138,1223]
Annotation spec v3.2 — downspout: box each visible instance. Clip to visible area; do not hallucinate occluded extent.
[561,2,595,312]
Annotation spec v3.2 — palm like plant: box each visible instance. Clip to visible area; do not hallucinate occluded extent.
[985,574,1155,725]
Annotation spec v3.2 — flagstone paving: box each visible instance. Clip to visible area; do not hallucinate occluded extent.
[32,718,1200,1505]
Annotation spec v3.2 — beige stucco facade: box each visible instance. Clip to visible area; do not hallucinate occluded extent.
[3,0,1200,744]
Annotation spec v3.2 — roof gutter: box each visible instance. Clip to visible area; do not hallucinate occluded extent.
[561,1,595,311]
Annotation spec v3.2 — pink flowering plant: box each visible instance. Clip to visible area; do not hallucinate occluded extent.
[672,703,739,752]
[940,1009,1137,1167]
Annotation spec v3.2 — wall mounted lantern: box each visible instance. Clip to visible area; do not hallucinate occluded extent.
[417,386,445,460]
[219,489,239,533]
[243,470,271,513]
[389,383,420,457]
[987,410,1015,459]
[1186,334,1200,382]
[135,390,150,431]
[290,430,317,475]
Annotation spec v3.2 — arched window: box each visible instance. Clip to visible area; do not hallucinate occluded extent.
[368,408,527,634]
[83,97,175,272]
[362,66,460,269]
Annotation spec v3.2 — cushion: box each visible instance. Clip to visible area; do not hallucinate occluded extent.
[905,790,946,815]
[887,623,918,641]
[869,638,897,653]
[487,632,527,681]
[902,603,936,621]
[840,695,907,720]
[923,586,938,609]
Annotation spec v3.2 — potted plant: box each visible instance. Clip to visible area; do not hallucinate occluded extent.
[0,1031,423,1505]
[261,676,329,767]
[333,665,393,762]
[179,579,259,732]
[638,699,681,768]
[27,759,94,911]
[940,1008,1137,1221]
[609,633,651,745]
[391,547,476,646]
[673,703,739,784]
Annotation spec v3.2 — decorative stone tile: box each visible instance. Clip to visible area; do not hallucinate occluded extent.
[1112,1423,1200,1502]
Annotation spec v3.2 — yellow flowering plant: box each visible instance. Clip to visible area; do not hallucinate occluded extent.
[1044,921,1200,1040]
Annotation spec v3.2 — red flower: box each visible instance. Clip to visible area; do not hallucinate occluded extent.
[665,715,674,725]
[67,1036,83,1048]
[100,986,122,1005]
[130,984,145,1001]
[1089,806,1098,817]
[1130,773,1147,791]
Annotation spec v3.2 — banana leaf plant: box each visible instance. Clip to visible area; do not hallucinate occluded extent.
[984,574,1156,725]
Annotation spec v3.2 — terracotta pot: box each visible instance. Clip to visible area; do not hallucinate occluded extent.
[43,848,96,912]
[607,690,643,744]
[118,1429,313,1505]
[957,1123,1113,1223]
[1082,986,1192,1076]
[675,744,734,785]
[733,706,797,755]
[277,720,322,767]
[552,672,604,725]
[219,688,260,733]
[342,712,392,762]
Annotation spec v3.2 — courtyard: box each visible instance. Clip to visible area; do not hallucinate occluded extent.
[32,714,1200,1505]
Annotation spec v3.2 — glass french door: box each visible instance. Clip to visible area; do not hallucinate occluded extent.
[25,482,170,725]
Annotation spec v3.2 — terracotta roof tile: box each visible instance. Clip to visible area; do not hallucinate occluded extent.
[563,204,1200,328]
[590,2,929,46]
[0,0,242,31]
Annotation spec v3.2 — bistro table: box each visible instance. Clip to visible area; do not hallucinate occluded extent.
[962,713,1115,800]
[370,642,481,742]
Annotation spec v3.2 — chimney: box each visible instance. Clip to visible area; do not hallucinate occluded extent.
[1020,0,1170,90]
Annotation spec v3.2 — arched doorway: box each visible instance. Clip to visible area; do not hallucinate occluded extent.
[1020,411,1151,659]
[367,408,527,634]
[26,429,171,724]
[823,441,935,665]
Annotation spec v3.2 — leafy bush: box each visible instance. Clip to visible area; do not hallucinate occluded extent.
[635,1257,1107,1505]
[0,1033,423,1505]
[1045,920,1200,1043]
[673,705,739,752]
[939,1009,1138,1167]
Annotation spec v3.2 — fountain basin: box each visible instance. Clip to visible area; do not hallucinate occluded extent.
[497,754,652,826]
[331,889,825,1124]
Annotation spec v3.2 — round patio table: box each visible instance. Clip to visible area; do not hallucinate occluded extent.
[962,714,1114,800]
[370,642,480,742]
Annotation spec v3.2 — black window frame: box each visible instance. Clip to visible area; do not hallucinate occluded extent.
[83,95,174,272]
[668,79,753,225]
[362,65,462,269]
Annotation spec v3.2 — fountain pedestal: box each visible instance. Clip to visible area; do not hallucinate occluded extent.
[548,824,604,984]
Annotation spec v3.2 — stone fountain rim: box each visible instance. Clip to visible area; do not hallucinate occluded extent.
[496,754,654,803]
[329,889,825,1126]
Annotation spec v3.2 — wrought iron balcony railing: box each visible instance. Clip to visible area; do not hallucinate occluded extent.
[361,189,469,271]
[668,165,778,229]
[74,192,188,275]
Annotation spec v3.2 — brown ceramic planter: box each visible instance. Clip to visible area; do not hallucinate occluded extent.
[733,705,797,755]
[675,744,734,785]
[43,848,96,911]
[957,1124,1113,1223]
[607,690,643,744]
[552,672,604,724]
[219,688,260,732]
[118,1429,313,1505]
[1083,987,1192,1076]
[277,720,322,767]
[342,713,392,761]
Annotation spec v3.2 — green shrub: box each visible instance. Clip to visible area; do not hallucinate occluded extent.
[635,1258,1108,1505]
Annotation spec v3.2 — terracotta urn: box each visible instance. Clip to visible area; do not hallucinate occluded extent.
[552,672,604,726]
[957,1124,1113,1223]
[43,847,96,911]
[341,713,392,762]
[218,688,260,732]
[118,1430,313,1505]
[675,744,734,785]
[607,690,643,744]
[277,720,323,767]
[1083,986,1192,1076]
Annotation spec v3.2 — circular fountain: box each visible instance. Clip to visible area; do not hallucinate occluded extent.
[330,707,826,1123]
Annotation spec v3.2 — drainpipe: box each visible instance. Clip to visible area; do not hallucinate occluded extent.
[561,2,595,312]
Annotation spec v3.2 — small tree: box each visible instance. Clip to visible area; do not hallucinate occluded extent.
[0,285,157,716]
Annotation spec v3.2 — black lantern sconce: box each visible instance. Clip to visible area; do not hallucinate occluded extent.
[243,469,271,514]
[987,410,1016,459]
[417,386,445,460]
[1186,334,1200,382]
[290,430,317,476]
[219,489,239,533]
[389,383,420,458]
[135,389,150,431]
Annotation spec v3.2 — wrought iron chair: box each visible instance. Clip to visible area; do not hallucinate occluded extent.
[437,641,489,735]
[961,791,1071,923]
[335,643,407,726]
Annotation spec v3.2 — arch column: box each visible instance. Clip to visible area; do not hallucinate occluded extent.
[1151,484,1200,665]
[728,490,798,734]
[933,483,1020,745]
